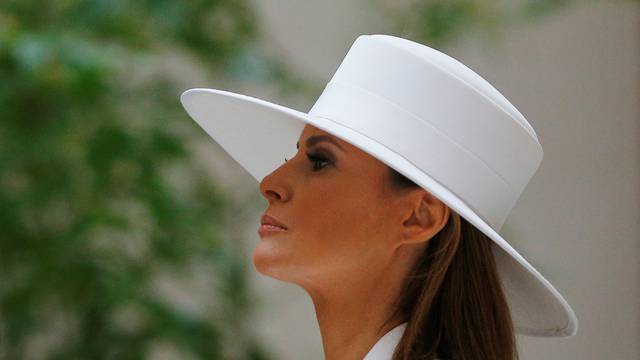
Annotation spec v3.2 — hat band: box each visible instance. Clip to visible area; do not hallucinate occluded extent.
[309,80,515,230]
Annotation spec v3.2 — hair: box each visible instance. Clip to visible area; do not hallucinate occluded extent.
[384,166,519,360]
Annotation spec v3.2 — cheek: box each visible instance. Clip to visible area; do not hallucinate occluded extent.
[298,187,364,240]
[294,184,390,264]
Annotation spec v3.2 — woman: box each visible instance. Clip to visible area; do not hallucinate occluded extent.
[180,34,578,360]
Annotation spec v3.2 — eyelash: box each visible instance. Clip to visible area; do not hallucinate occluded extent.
[284,152,330,171]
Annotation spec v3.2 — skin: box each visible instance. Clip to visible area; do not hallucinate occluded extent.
[256,124,450,360]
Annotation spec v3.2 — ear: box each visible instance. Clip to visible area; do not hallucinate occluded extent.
[397,190,451,248]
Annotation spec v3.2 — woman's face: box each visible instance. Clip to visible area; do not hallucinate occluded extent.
[255,124,443,289]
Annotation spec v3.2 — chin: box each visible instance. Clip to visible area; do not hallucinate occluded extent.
[253,239,280,276]
[252,241,291,281]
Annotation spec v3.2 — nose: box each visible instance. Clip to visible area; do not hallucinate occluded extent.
[259,171,288,203]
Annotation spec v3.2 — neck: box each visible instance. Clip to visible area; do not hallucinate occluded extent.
[306,260,410,360]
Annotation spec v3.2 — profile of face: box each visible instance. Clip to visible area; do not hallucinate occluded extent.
[256,124,449,293]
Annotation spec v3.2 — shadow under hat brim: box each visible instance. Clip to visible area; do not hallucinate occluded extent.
[180,87,578,338]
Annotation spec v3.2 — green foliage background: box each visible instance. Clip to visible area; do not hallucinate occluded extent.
[0,1,272,359]
[0,0,620,359]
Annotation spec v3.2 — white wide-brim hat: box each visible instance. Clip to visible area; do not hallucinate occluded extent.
[180,34,578,338]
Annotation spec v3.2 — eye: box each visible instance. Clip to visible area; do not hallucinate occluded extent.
[306,152,330,171]
[283,153,330,171]
[284,153,330,171]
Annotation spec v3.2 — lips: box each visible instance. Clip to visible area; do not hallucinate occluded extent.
[260,213,288,230]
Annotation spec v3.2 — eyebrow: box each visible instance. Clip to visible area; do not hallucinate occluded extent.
[297,135,345,152]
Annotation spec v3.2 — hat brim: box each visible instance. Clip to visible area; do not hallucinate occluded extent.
[180,87,578,338]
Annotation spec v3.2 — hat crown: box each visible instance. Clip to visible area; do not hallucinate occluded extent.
[309,34,543,231]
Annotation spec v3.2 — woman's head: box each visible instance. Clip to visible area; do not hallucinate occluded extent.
[256,123,519,360]
[255,124,450,289]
